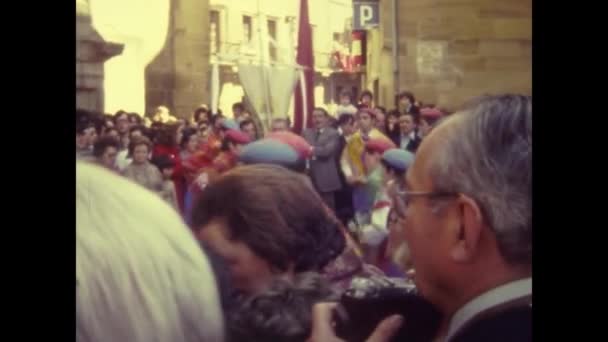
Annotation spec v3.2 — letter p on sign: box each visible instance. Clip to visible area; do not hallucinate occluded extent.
[360,5,373,26]
[353,2,378,30]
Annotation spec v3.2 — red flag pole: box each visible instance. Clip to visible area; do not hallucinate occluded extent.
[293,0,315,134]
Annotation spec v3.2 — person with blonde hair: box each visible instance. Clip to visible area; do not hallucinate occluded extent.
[76,162,224,342]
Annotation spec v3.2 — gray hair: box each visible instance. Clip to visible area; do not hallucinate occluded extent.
[76,162,224,342]
[428,94,532,265]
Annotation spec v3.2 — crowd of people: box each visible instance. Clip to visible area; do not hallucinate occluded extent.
[76,91,532,342]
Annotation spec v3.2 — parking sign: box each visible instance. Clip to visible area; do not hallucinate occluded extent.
[353,1,379,30]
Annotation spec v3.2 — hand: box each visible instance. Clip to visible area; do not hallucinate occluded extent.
[308,303,404,342]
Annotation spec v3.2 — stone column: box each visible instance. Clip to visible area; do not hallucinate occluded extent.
[76,0,123,113]
[146,0,211,119]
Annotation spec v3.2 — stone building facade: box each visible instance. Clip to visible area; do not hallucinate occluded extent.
[365,0,532,110]
[76,0,123,113]
[145,0,211,118]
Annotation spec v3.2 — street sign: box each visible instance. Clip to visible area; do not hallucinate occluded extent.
[353,1,379,30]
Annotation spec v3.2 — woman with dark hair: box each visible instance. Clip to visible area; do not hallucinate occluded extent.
[128,112,143,125]
[193,106,210,125]
[152,123,181,160]
[373,106,388,133]
[179,127,199,161]
[386,109,401,144]
[359,90,373,108]
[199,113,226,160]
[396,91,420,117]
[192,164,383,295]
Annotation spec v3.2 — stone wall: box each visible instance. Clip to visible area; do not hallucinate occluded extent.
[382,0,531,110]
[146,0,210,118]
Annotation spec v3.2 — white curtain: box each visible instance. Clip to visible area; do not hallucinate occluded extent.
[268,65,300,122]
[238,64,270,126]
[238,64,300,130]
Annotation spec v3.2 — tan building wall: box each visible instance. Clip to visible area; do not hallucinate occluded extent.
[368,0,531,110]
[146,0,211,119]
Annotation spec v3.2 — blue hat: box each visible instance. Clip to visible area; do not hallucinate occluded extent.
[382,148,415,172]
[220,119,239,130]
[239,139,299,168]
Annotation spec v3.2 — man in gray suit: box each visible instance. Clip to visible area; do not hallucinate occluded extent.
[302,108,342,210]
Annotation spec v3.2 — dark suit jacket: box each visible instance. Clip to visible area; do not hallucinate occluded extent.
[450,305,532,342]
[407,104,420,116]
[393,133,422,153]
[334,134,354,224]
[302,127,342,193]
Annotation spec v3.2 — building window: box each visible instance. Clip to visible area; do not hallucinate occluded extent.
[243,15,252,44]
[267,19,277,61]
[210,10,220,54]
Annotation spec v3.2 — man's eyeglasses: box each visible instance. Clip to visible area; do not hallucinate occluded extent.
[391,190,459,219]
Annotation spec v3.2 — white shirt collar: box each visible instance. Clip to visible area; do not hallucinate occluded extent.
[400,132,415,140]
[446,277,532,341]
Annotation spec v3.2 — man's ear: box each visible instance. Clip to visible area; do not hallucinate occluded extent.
[450,195,484,263]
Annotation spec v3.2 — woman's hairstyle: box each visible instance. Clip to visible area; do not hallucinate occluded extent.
[194,107,210,123]
[227,272,337,342]
[239,119,255,130]
[337,113,354,126]
[103,127,118,136]
[128,136,152,156]
[180,127,198,150]
[76,162,223,342]
[375,106,387,115]
[128,112,143,124]
[360,90,373,101]
[129,124,147,137]
[397,91,415,104]
[192,165,346,273]
[387,109,400,119]
[210,113,225,126]
[93,136,120,158]
[232,102,245,112]
[155,123,179,146]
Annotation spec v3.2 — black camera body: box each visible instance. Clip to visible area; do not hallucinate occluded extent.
[333,277,443,342]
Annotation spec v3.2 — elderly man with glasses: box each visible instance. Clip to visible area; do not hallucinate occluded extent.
[309,94,532,342]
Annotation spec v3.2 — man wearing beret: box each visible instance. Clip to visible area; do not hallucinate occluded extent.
[302,107,343,210]
[309,94,532,342]
[341,108,393,227]
[419,107,444,139]
[357,138,396,266]
[183,129,251,225]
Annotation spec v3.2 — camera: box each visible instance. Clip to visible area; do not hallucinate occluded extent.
[333,277,442,342]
